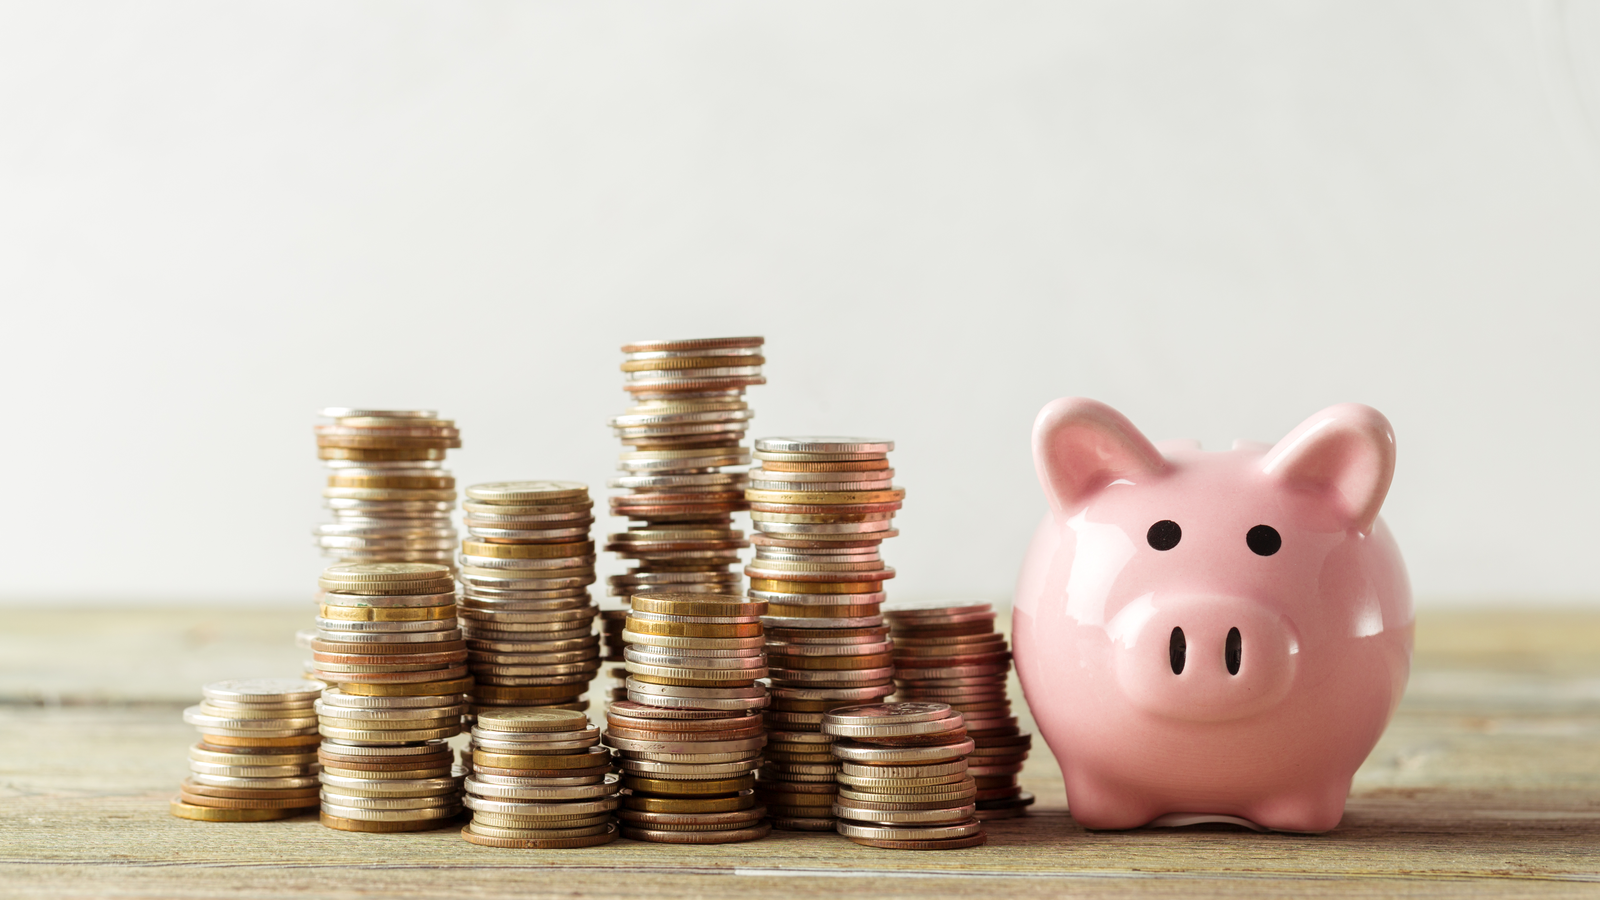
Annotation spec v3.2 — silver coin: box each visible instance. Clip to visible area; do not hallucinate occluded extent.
[464,774,618,800]
[321,408,438,419]
[609,409,753,428]
[463,795,619,816]
[319,801,461,822]
[314,619,459,635]
[189,772,321,789]
[324,498,455,512]
[468,772,608,787]
[753,437,892,454]
[201,679,324,704]
[316,791,458,811]
[188,760,319,778]
[624,649,767,671]
[463,586,591,602]
[748,467,893,483]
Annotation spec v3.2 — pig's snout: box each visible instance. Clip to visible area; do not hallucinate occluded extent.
[1111,595,1299,723]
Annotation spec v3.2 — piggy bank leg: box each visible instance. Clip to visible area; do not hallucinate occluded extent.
[1063,773,1166,831]
[1245,778,1352,834]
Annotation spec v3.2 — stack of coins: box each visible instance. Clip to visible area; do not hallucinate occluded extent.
[605,591,771,844]
[598,606,630,704]
[172,679,323,822]
[462,708,620,848]
[886,604,1034,820]
[603,337,764,606]
[457,481,599,715]
[311,562,470,832]
[744,437,902,831]
[822,702,984,850]
[313,409,461,569]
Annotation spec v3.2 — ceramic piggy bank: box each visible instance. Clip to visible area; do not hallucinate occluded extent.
[1013,398,1411,833]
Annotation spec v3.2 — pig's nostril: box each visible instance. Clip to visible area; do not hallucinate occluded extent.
[1169,627,1186,675]
[1225,627,1242,675]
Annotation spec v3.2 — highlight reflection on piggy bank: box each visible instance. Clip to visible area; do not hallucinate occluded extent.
[1013,398,1411,833]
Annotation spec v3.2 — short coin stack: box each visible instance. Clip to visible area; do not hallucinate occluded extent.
[462,708,620,848]
[312,562,469,832]
[606,591,771,844]
[173,679,323,822]
[457,481,599,715]
[313,408,462,569]
[744,437,902,830]
[604,336,764,606]
[822,702,984,850]
[886,604,1034,820]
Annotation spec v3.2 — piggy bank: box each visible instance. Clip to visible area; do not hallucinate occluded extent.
[1013,398,1411,833]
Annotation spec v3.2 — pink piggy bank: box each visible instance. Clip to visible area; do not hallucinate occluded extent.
[1013,398,1411,833]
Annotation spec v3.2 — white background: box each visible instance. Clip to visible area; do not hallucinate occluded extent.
[2,1,1597,606]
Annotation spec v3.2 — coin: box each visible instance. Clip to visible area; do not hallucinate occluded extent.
[619,823,772,844]
[169,798,307,822]
[461,823,619,848]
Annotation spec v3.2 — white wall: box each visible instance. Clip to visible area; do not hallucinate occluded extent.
[2,1,1597,606]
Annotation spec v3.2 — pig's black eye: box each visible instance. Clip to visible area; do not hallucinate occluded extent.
[1147,520,1181,551]
[1247,525,1281,556]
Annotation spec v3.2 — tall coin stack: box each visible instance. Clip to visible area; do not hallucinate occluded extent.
[457,481,599,715]
[605,592,772,844]
[462,708,620,848]
[313,409,461,569]
[603,336,764,607]
[823,702,985,850]
[744,437,902,831]
[172,679,323,822]
[312,562,470,833]
[886,604,1033,820]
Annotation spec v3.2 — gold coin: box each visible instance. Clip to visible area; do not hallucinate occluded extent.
[169,798,307,822]
[749,579,880,595]
[628,595,765,618]
[199,733,323,749]
[339,677,474,697]
[473,683,586,700]
[623,619,760,638]
[766,604,881,619]
[318,604,455,622]
[473,748,609,770]
[320,812,457,833]
[319,447,449,461]
[461,540,595,560]
[476,708,589,733]
[618,822,770,844]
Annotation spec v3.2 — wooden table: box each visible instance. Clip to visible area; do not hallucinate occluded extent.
[3,607,1597,898]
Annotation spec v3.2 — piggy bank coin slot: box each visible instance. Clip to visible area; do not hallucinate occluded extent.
[1168,628,1186,675]
[1225,627,1242,676]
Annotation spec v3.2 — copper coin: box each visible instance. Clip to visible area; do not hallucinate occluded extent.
[177,789,320,810]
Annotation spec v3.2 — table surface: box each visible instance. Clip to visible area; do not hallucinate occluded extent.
[3,606,1598,899]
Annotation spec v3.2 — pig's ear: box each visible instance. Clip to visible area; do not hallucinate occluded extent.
[1033,398,1166,515]
[1261,403,1395,533]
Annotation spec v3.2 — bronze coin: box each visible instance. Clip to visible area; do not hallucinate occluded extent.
[848,833,988,850]
[619,822,771,844]
[177,789,320,810]
[321,812,459,833]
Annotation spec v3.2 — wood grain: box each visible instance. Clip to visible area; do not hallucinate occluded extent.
[3,607,1598,898]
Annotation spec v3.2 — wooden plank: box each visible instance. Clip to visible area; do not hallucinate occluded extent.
[2,607,1598,897]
